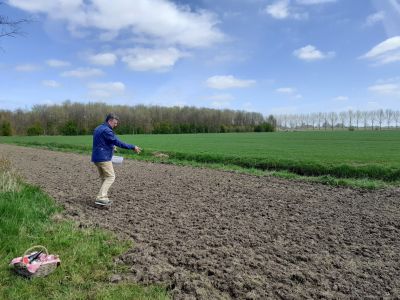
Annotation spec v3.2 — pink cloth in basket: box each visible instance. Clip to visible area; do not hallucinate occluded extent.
[11,253,61,274]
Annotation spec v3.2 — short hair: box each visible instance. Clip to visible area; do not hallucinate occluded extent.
[105,113,119,122]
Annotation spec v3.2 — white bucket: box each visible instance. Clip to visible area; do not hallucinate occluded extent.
[111,155,123,165]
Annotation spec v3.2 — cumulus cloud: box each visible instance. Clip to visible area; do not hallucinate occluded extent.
[206,75,256,89]
[119,47,186,72]
[293,45,335,61]
[42,80,61,88]
[365,11,385,27]
[87,81,125,99]
[276,87,302,98]
[87,53,117,66]
[88,81,125,91]
[15,64,40,72]
[265,0,290,19]
[360,36,400,64]
[333,96,349,101]
[46,59,71,67]
[264,0,307,20]
[371,0,400,37]
[368,78,400,97]
[61,67,104,78]
[276,87,296,94]
[8,0,225,48]
[368,83,400,96]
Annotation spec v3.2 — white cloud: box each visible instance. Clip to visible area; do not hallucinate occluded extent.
[88,81,125,91]
[362,36,400,57]
[333,96,349,101]
[7,0,82,13]
[87,81,126,99]
[376,76,400,83]
[296,0,336,5]
[293,45,335,61]
[99,31,119,41]
[264,0,307,20]
[368,83,400,95]
[365,11,385,27]
[265,0,290,19]
[368,78,400,97]
[8,0,225,48]
[46,59,71,67]
[361,36,400,64]
[276,87,302,98]
[276,87,296,94]
[42,80,61,88]
[15,64,40,72]
[61,67,104,78]
[119,47,186,72]
[87,53,117,66]
[206,75,256,89]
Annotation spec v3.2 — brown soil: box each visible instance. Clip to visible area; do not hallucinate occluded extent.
[1,144,399,299]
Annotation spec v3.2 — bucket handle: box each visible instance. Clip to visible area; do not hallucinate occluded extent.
[23,245,49,257]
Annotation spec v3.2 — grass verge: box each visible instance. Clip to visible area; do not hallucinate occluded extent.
[2,141,396,189]
[0,159,169,300]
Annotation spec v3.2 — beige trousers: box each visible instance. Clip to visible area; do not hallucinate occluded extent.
[95,161,115,200]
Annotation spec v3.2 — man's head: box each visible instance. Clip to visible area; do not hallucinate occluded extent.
[105,113,119,129]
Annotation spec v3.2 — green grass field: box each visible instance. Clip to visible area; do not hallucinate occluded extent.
[1,130,399,186]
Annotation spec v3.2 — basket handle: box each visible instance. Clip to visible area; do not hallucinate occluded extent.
[23,245,49,257]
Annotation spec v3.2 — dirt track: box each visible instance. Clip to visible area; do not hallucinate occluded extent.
[1,144,399,299]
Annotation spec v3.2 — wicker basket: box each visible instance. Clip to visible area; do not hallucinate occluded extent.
[11,245,60,278]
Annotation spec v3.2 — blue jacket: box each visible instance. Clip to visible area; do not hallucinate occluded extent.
[91,122,135,162]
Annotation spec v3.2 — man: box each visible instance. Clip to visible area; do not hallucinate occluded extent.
[92,113,141,206]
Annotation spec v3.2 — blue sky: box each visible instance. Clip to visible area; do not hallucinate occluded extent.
[0,0,400,115]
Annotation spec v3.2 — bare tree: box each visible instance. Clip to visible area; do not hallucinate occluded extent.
[0,4,29,39]
[362,111,369,130]
[278,114,289,130]
[369,111,377,130]
[348,110,354,128]
[304,114,310,130]
[317,112,323,130]
[377,109,384,130]
[394,111,400,129]
[310,113,318,130]
[323,113,328,130]
[339,111,347,129]
[355,110,362,129]
[385,109,393,129]
[328,112,338,130]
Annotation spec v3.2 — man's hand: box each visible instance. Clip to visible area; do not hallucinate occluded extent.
[133,146,142,154]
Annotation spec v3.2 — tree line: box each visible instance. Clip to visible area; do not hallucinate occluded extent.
[275,109,400,131]
[0,101,276,136]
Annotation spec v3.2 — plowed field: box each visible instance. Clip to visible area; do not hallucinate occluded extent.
[1,144,399,299]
